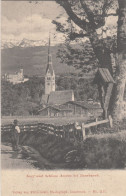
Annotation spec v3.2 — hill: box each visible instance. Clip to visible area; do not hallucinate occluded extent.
[1,45,76,76]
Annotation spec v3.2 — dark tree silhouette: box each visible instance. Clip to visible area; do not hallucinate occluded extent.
[54,0,126,120]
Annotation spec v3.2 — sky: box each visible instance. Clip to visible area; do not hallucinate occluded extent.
[1,1,118,45]
[1,1,67,44]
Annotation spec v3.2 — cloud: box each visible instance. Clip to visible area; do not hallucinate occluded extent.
[1,1,67,44]
[1,14,57,41]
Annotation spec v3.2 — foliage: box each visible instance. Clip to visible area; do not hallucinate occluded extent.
[1,77,44,116]
[53,0,126,120]
[54,0,118,73]
[56,76,99,100]
[57,40,99,73]
[1,75,99,116]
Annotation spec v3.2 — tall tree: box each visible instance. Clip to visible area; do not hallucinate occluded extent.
[54,0,126,120]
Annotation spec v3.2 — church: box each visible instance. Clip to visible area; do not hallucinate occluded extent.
[39,37,102,117]
[40,36,74,107]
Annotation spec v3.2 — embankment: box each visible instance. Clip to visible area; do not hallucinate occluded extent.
[2,129,126,169]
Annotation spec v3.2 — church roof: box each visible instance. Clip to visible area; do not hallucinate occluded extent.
[48,90,74,105]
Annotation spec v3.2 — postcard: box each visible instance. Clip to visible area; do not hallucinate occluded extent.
[1,0,126,196]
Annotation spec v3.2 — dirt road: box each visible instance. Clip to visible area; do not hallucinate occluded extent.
[1,143,64,170]
[1,143,39,170]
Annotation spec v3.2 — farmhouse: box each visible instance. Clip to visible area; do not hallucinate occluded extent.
[39,101,102,117]
[38,105,73,117]
[59,101,102,116]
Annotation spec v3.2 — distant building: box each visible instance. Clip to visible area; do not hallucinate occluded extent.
[38,105,73,117]
[2,68,29,84]
[38,101,102,117]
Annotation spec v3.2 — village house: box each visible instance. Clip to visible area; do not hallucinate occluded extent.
[38,101,102,117]
[38,105,73,117]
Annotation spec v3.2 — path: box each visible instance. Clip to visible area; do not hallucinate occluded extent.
[1,143,66,170]
[1,143,39,170]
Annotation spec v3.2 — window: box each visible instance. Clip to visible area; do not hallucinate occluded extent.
[47,77,51,80]
[47,83,50,85]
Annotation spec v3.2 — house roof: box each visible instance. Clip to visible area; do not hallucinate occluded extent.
[96,68,115,83]
[62,101,102,109]
[38,105,72,113]
[48,90,74,105]
[38,105,59,112]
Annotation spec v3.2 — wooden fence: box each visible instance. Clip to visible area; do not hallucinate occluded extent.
[1,116,113,141]
[81,115,113,140]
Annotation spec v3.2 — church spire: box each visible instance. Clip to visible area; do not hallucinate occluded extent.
[46,33,54,75]
[48,33,50,55]
[45,33,55,95]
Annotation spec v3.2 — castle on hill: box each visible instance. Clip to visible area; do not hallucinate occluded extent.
[2,68,29,84]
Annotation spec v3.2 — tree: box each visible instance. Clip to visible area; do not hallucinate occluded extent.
[1,77,45,116]
[54,0,126,120]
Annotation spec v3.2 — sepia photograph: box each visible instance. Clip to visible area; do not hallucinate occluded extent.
[1,0,126,173]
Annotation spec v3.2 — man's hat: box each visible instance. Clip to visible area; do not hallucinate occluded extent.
[13,119,18,124]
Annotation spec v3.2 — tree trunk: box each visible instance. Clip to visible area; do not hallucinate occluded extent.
[110,0,126,120]
[89,31,114,119]
[89,31,113,74]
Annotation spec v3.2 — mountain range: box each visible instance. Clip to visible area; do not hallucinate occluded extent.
[1,39,76,76]
[1,38,49,49]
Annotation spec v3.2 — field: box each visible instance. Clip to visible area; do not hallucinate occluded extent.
[1,45,75,76]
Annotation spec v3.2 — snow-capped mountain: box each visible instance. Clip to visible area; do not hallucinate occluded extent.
[1,38,49,49]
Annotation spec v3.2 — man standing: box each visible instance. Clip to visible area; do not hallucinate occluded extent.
[11,119,20,151]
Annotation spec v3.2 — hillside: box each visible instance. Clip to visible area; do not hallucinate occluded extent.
[1,45,76,76]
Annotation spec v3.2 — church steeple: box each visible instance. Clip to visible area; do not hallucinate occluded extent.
[46,34,54,75]
[45,34,55,95]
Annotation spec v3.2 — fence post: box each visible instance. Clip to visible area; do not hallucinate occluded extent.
[109,115,113,128]
[82,123,86,140]
[95,118,98,131]
[24,125,26,132]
